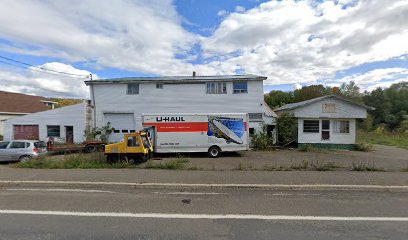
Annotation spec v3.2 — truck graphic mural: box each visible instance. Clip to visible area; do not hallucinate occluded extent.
[207,116,245,144]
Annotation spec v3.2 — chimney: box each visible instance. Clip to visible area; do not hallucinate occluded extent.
[192,71,196,77]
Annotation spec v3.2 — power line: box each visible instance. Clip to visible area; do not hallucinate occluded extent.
[0,55,90,78]
[0,58,89,79]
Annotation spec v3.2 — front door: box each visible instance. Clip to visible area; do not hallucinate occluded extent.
[321,120,330,141]
[65,126,74,144]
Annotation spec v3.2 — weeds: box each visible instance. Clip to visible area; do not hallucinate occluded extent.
[402,167,408,172]
[351,161,384,171]
[262,160,340,171]
[145,157,189,170]
[236,161,245,170]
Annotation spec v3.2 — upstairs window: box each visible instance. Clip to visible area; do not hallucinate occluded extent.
[303,120,319,133]
[127,83,139,95]
[156,83,163,89]
[322,103,336,113]
[206,82,227,94]
[233,81,248,93]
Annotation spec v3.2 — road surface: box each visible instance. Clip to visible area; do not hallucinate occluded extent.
[0,183,407,239]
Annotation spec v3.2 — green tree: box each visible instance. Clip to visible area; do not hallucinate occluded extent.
[264,90,294,109]
[340,81,362,102]
[276,112,297,145]
[293,85,329,102]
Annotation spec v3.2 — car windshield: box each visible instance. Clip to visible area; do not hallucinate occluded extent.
[34,141,46,148]
[0,141,10,149]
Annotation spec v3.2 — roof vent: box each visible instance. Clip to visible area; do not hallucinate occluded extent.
[192,71,196,77]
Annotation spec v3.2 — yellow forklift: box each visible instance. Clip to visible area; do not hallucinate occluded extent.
[104,131,153,163]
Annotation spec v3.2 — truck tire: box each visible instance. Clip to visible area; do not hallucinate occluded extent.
[208,146,221,158]
[84,144,96,153]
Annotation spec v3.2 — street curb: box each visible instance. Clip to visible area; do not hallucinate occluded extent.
[1,180,407,191]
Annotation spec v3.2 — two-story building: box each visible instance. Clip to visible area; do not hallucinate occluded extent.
[85,74,274,142]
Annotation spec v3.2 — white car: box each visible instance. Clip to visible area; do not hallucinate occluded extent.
[0,140,47,162]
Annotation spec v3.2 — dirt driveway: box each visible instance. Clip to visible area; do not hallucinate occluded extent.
[148,145,408,172]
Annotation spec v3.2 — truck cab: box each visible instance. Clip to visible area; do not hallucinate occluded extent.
[104,132,153,163]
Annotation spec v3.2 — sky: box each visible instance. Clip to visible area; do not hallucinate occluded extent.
[0,0,407,98]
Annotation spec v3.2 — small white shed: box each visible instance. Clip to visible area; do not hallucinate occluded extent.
[275,95,374,149]
[4,103,88,144]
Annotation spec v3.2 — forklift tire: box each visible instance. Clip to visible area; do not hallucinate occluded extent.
[84,144,96,153]
[208,146,221,158]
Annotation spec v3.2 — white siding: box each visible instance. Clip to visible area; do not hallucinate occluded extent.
[92,81,264,131]
[0,113,25,135]
[298,118,356,144]
[4,103,86,143]
[293,98,367,119]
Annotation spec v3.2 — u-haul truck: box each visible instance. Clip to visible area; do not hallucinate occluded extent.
[142,113,249,157]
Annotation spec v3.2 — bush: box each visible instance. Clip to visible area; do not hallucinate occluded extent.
[276,112,297,146]
[299,144,314,152]
[355,143,373,151]
[251,124,274,150]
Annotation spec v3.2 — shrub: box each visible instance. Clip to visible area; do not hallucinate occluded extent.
[251,124,274,150]
[276,112,297,146]
[299,144,314,152]
[355,143,373,151]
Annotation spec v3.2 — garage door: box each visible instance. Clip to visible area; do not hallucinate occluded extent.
[104,113,135,142]
[13,125,39,140]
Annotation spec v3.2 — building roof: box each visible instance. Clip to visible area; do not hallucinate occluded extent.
[263,101,278,118]
[0,91,52,114]
[274,95,375,112]
[85,74,267,85]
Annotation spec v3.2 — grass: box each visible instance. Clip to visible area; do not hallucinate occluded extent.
[402,167,408,172]
[299,144,315,152]
[351,161,384,172]
[262,160,341,171]
[357,130,408,150]
[145,156,190,170]
[15,152,135,169]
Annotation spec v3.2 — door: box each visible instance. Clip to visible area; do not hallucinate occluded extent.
[321,120,330,141]
[65,126,74,144]
[8,141,27,161]
[0,141,10,161]
[13,125,39,140]
[104,113,135,142]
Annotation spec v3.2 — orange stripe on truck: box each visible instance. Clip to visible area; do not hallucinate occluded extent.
[144,122,248,132]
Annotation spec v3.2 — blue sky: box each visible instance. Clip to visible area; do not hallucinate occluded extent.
[0,0,407,98]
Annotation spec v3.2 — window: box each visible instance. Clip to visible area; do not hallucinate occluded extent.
[321,120,330,140]
[127,136,140,147]
[127,83,139,95]
[206,82,227,94]
[233,81,248,93]
[0,142,10,149]
[334,120,350,133]
[322,103,336,113]
[47,126,60,137]
[10,142,27,149]
[34,141,46,148]
[249,128,255,136]
[303,120,319,133]
[156,83,163,89]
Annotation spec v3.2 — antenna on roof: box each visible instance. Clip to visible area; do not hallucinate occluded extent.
[192,71,196,77]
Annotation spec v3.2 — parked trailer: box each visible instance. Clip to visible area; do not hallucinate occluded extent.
[142,113,249,157]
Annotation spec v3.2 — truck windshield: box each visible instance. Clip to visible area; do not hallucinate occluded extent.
[141,135,151,148]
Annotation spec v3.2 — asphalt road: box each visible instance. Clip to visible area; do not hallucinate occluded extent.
[0,185,407,239]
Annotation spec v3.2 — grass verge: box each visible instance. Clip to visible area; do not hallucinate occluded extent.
[357,130,408,150]
[263,160,342,171]
[14,152,135,169]
[145,156,190,170]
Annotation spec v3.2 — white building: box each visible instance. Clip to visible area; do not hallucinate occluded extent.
[85,74,275,142]
[4,103,89,144]
[275,95,374,149]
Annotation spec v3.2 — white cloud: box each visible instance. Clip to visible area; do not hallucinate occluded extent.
[293,83,302,90]
[0,62,93,98]
[217,10,227,17]
[202,0,408,85]
[235,6,245,13]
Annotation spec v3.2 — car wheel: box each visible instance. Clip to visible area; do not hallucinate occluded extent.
[84,145,96,153]
[208,146,221,158]
[19,155,32,163]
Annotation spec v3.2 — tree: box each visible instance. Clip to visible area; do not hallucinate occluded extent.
[276,112,297,145]
[264,90,294,109]
[340,81,362,102]
[293,85,329,102]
